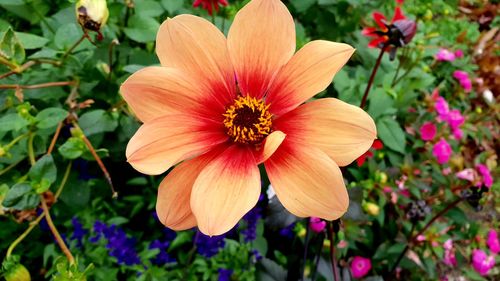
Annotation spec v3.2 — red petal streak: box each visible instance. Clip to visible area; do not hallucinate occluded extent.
[373,12,387,29]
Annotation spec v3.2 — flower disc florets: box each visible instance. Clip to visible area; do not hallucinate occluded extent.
[223,95,272,144]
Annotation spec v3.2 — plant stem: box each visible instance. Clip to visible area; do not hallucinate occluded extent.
[47,121,64,155]
[360,45,387,109]
[311,233,325,281]
[0,61,37,80]
[0,81,74,90]
[327,222,339,281]
[4,133,29,151]
[27,133,35,165]
[301,221,311,281]
[61,34,87,60]
[54,162,72,199]
[390,198,463,274]
[40,195,75,265]
[0,158,25,177]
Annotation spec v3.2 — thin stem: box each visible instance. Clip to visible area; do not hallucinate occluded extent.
[300,221,311,281]
[360,45,387,109]
[327,222,339,281]
[0,158,25,177]
[62,34,87,60]
[390,198,463,274]
[47,121,64,155]
[72,122,117,198]
[6,214,45,257]
[4,133,29,151]
[54,162,72,199]
[0,81,74,90]
[0,61,37,80]
[27,133,35,165]
[107,39,119,80]
[40,195,75,265]
[390,222,415,273]
[311,233,325,281]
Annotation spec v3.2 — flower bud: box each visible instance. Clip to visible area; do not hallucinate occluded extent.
[363,202,380,216]
[76,0,109,32]
[4,264,31,281]
[0,146,5,157]
[392,19,417,46]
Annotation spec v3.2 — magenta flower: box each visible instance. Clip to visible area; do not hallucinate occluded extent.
[453,70,468,81]
[419,122,437,141]
[447,109,464,130]
[443,239,457,267]
[453,70,472,93]
[454,49,464,58]
[433,138,452,164]
[472,249,495,276]
[351,256,372,279]
[476,164,493,188]
[309,217,326,233]
[487,230,500,254]
[435,49,455,61]
[434,97,449,121]
[452,128,463,140]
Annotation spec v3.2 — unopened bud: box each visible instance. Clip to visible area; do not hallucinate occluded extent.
[363,202,380,216]
[392,19,417,46]
[4,264,31,281]
[76,0,109,32]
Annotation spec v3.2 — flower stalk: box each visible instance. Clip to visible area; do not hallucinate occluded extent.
[360,44,387,109]
[327,222,339,281]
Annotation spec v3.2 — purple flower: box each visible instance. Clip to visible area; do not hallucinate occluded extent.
[471,249,495,276]
[149,239,176,265]
[486,230,500,254]
[89,221,141,265]
[195,231,226,257]
[476,164,493,188]
[242,196,263,242]
[218,268,233,281]
[350,256,372,278]
[435,49,455,61]
[432,138,452,164]
[279,223,295,239]
[419,122,437,141]
[70,217,88,248]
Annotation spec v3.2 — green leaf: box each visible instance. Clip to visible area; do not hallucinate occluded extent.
[35,108,67,129]
[0,113,29,132]
[124,15,160,43]
[290,0,316,13]
[368,89,395,120]
[2,183,39,210]
[135,0,164,17]
[78,110,118,136]
[54,24,83,50]
[161,0,183,14]
[58,137,86,159]
[0,27,25,64]
[377,116,406,154]
[28,154,57,185]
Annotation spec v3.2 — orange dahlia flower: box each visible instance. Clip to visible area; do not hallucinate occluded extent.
[121,0,376,236]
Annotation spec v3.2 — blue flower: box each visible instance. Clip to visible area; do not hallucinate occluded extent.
[70,217,88,248]
[195,231,226,257]
[218,268,233,281]
[279,223,295,239]
[149,238,176,265]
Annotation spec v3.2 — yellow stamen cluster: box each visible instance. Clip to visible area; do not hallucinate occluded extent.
[223,95,272,144]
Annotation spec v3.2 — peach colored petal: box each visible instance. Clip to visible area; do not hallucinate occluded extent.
[267,40,355,116]
[274,98,376,166]
[255,131,286,164]
[121,66,210,123]
[227,0,295,99]
[156,15,235,109]
[126,114,227,175]
[191,145,260,236]
[156,148,221,230]
[265,139,348,220]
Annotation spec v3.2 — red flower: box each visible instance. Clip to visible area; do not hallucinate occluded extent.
[362,7,406,48]
[193,0,228,15]
[356,139,383,167]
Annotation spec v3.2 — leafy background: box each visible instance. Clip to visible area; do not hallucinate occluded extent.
[0,0,498,280]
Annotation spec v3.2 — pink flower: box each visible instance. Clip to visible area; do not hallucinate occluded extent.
[309,217,326,233]
[487,230,500,254]
[472,249,495,276]
[435,49,455,61]
[447,109,464,130]
[434,97,449,121]
[433,138,452,164]
[442,167,452,175]
[453,70,472,93]
[443,239,456,267]
[456,168,475,182]
[476,164,493,188]
[452,128,463,140]
[453,70,469,81]
[351,256,372,278]
[454,49,464,58]
[419,122,437,141]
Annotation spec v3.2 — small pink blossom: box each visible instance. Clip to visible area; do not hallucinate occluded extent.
[447,109,465,130]
[472,249,495,276]
[433,138,452,164]
[456,168,475,182]
[435,49,456,61]
[309,217,326,233]
[454,49,464,58]
[420,122,437,141]
[416,235,426,242]
[443,239,453,250]
[453,70,472,93]
[486,230,500,254]
[453,70,469,81]
[452,128,463,140]
[476,164,493,188]
[443,239,457,267]
[442,167,452,175]
[351,256,372,278]
[435,97,449,121]
[337,240,348,249]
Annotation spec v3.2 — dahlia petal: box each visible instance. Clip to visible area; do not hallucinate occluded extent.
[273,98,377,166]
[373,12,387,29]
[255,131,286,164]
[191,145,260,236]
[126,114,227,175]
[265,139,349,220]
[156,147,224,230]
[267,40,354,116]
[392,6,405,22]
[368,37,386,48]
[361,27,378,37]
[156,15,236,109]
[121,66,207,122]
[227,0,295,99]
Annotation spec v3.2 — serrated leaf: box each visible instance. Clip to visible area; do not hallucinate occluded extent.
[377,116,406,154]
[35,108,67,129]
[28,154,57,185]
